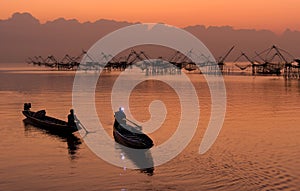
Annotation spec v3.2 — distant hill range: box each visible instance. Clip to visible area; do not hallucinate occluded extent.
[0,12,300,63]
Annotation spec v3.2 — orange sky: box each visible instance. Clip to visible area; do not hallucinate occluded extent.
[0,0,299,33]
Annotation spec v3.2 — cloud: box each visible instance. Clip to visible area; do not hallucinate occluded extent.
[0,12,299,63]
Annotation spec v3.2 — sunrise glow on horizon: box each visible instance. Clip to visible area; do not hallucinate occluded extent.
[0,0,299,33]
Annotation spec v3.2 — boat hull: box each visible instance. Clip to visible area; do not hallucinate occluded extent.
[113,120,153,149]
[22,110,78,135]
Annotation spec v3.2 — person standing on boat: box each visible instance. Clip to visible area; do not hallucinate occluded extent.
[68,109,76,127]
[115,107,126,125]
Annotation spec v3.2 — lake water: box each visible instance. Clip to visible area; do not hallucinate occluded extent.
[0,63,299,190]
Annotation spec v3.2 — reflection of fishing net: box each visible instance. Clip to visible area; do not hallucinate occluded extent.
[235,64,250,70]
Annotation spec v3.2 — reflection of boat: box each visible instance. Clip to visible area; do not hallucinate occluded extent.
[117,144,154,176]
[23,118,82,159]
[22,103,79,135]
[113,111,153,149]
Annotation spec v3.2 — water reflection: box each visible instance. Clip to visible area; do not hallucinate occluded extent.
[23,118,82,160]
[116,144,154,176]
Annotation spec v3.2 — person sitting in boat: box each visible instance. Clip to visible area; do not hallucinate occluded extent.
[115,107,126,125]
[68,109,77,127]
[23,103,31,111]
[33,110,46,119]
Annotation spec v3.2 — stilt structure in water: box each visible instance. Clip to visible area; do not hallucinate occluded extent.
[27,50,86,70]
[284,59,300,79]
[26,45,300,78]
[233,45,298,78]
[217,46,235,73]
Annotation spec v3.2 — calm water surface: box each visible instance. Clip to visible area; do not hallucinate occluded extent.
[0,63,299,190]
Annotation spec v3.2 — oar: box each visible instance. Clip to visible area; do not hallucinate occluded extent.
[75,116,90,134]
[125,118,142,129]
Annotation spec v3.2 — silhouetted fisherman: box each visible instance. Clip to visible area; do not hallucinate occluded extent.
[115,107,126,125]
[68,109,76,127]
[23,103,31,111]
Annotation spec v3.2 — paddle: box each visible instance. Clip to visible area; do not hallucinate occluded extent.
[125,118,142,130]
[74,116,90,134]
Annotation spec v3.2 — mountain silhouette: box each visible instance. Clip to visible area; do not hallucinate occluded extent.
[0,12,299,63]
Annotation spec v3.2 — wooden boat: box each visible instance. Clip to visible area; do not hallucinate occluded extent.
[22,103,79,135]
[113,113,153,149]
